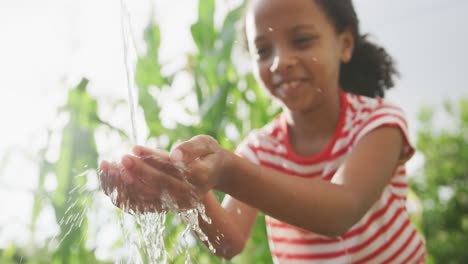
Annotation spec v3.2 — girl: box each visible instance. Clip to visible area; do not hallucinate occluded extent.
[100,0,426,262]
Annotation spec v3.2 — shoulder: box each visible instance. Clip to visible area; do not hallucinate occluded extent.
[346,92,399,113]
[345,92,408,127]
[343,92,414,162]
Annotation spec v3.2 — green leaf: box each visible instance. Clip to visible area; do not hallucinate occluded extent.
[191,0,216,52]
[49,78,99,263]
[219,3,247,54]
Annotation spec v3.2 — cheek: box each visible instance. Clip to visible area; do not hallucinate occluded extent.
[308,53,340,83]
[319,47,342,75]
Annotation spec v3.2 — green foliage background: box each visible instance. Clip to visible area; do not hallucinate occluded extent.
[0,0,467,263]
[1,1,276,263]
[409,99,468,264]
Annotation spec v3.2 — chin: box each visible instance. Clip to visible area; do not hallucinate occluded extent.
[283,99,320,114]
[283,103,311,113]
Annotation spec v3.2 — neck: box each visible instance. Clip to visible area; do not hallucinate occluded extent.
[284,90,342,142]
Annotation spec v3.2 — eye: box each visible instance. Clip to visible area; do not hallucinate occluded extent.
[293,35,317,48]
[255,46,271,60]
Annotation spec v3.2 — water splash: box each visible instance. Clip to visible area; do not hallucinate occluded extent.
[136,212,168,263]
[102,156,216,263]
[118,0,215,262]
[118,1,169,261]
[136,154,216,256]
[48,169,96,250]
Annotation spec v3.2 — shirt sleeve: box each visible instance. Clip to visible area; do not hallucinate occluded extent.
[234,133,261,165]
[353,104,415,163]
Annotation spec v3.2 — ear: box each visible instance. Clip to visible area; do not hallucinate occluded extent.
[339,29,355,63]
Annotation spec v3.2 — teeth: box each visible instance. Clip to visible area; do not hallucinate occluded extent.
[277,81,301,97]
[279,81,299,90]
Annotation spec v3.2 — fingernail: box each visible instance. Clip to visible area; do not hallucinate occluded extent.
[133,145,142,156]
[170,149,183,161]
[98,161,108,175]
[122,156,134,169]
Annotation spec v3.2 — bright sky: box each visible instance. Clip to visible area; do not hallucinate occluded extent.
[0,0,467,255]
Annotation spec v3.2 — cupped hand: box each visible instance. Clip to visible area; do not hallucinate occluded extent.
[99,148,202,214]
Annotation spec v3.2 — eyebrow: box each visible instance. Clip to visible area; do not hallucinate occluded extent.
[253,24,318,44]
[290,24,317,31]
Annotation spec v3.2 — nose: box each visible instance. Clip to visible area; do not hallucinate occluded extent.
[269,49,297,73]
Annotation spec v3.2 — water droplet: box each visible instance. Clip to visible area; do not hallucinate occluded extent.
[268,27,273,32]
[237,208,242,215]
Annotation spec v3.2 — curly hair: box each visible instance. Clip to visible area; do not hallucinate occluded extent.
[240,0,399,98]
[315,0,398,98]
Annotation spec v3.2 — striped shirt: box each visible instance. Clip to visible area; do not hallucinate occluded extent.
[236,91,426,263]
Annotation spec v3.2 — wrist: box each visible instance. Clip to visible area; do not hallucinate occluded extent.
[216,149,237,193]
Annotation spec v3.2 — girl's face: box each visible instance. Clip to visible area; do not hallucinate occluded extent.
[246,0,354,112]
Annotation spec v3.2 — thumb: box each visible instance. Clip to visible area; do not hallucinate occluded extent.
[169,135,218,166]
[169,148,185,168]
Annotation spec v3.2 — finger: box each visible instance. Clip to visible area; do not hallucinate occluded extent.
[120,156,136,185]
[131,146,185,178]
[121,154,182,188]
[133,145,170,160]
[170,135,218,165]
[184,156,218,189]
[111,176,139,213]
[127,179,200,213]
[125,184,179,213]
[100,161,121,195]
[122,155,201,206]
[133,146,173,167]
[107,162,124,194]
[99,162,141,213]
[99,160,110,193]
[99,160,109,176]
[141,156,186,181]
[110,182,143,214]
[121,154,202,209]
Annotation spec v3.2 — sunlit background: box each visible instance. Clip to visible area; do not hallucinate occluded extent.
[1,0,467,263]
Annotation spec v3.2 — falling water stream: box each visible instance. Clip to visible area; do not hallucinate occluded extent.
[53,2,218,263]
[118,0,214,263]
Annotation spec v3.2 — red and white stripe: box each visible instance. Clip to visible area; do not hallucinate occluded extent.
[236,91,426,263]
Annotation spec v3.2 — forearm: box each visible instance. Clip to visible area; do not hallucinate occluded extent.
[217,155,361,237]
[194,192,249,259]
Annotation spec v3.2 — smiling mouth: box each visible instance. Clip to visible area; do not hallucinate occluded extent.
[276,80,304,97]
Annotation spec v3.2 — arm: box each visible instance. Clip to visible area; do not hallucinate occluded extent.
[196,192,258,260]
[216,127,403,237]
[109,145,259,260]
[166,127,403,237]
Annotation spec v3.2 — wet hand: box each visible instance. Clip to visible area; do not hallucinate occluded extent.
[99,149,202,214]
[165,135,233,195]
